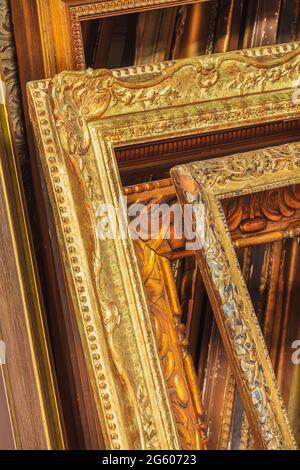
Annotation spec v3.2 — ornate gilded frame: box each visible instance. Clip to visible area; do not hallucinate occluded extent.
[124,172,300,450]
[171,143,300,450]
[28,42,300,449]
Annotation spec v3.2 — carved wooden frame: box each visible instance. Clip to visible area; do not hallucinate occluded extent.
[133,238,207,450]
[67,0,206,70]
[125,178,300,254]
[124,175,300,450]
[171,143,300,450]
[30,0,205,76]
[28,42,300,449]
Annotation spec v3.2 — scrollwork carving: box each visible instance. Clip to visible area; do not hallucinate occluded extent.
[50,43,300,157]
[224,184,300,235]
[186,144,300,190]
[0,0,27,167]
[28,42,300,450]
[135,240,207,450]
[171,143,300,450]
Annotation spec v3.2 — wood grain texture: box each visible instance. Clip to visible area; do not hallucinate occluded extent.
[0,101,64,448]
[0,366,15,449]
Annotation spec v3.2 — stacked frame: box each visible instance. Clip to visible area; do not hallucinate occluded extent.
[28,42,300,449]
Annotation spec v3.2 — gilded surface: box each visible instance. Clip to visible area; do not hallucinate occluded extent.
[50,42,300,160]
[28,43,300,449]
[171,143,300,450]
[29,83,180,451]
[135,240,207,450]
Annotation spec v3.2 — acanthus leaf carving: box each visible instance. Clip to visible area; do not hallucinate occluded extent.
[171,143,300,450]
[50,43,300,157]
[187,144,300,190]
[135,239,207,450]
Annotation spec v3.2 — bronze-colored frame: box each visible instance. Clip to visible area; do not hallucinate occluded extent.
[28,42,300,449]
[67,0,208,70]
[33,0,206,74]
[171,143,300,450]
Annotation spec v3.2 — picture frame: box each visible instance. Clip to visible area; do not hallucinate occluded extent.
[10,0,206,81]
[171,142,300,450]
[0,68,64,449]
[28,42,300,449]
[124,175,300,450]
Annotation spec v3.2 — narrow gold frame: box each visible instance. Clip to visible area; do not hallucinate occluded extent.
[171,143,300,450]
[28,42,300,449]
[0,71,64,449]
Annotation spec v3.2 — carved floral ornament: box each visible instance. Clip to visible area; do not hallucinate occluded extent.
[49,42,300,157]
[28,43,300,450]
[69,0,213,70]
[171,143,300,450]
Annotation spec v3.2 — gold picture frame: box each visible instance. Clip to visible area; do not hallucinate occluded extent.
[28,42,300,449]
[134,238,207,450]
[171,143,300,450]
[0,67,64,449]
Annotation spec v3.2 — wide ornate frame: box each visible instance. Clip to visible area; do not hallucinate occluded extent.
[28,42,300,449]
[171,143,300,450]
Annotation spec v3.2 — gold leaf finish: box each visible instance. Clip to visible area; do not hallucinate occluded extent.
[28,42,300,449]
[135,240,207,450]
[171,143,300,450]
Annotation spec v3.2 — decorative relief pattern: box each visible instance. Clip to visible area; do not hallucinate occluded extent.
[184,144,300,191]
[0,0,27,167]
[124,177,300,249]
[228,54,300,93]
[50,42,300,160]
[171,143,300,450]
[29,78,180,451]
[69,0,203,70]
[28,43,300,450]
[224,184,300,235]
[116,118,300,165]
[95,259,159,450]
[135,240,207,450]
[52,66,182,156]
[29,79,126,450]
[106,100,300,152]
